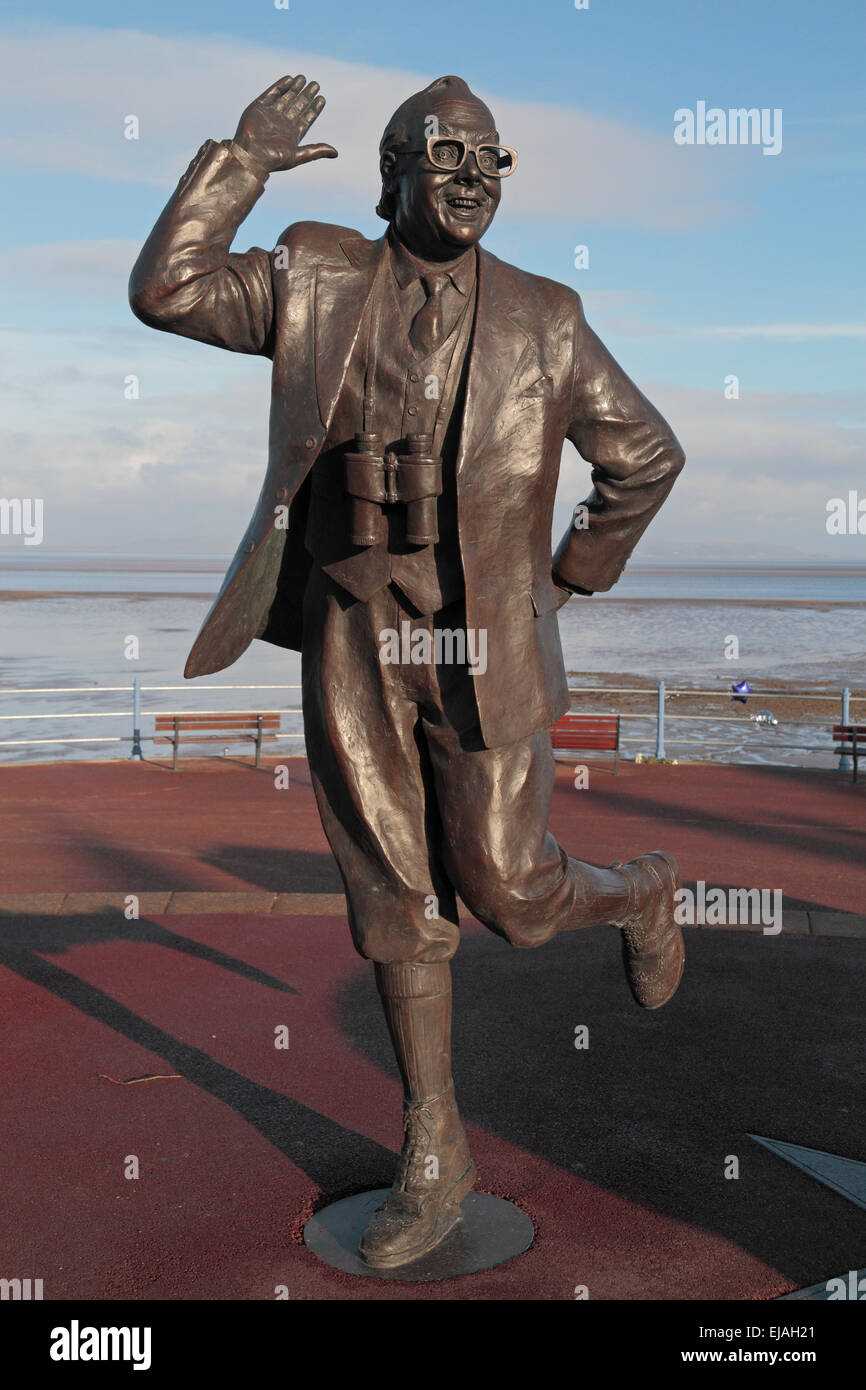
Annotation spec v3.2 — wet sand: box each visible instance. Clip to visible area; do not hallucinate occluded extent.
[563,671,861,761]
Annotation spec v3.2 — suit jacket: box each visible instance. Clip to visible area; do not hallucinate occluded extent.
[129,138,685,749]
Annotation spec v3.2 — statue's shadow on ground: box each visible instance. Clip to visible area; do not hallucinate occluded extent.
[0,912,397,1199]
[338,922,866,1288]
[3,903,864,1289]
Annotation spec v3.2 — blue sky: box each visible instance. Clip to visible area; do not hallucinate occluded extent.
[1,0,864,559]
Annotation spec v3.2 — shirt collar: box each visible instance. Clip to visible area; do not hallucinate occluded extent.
[387,228,476,297]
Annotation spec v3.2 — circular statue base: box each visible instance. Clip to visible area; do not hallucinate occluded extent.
[303,1189,534,1282]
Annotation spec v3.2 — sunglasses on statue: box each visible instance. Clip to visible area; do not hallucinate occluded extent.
[402,137,518,178]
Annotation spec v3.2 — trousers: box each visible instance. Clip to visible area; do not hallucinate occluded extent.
[301,567,624,964]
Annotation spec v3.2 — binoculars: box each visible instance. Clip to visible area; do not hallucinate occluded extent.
[344,432,443,548]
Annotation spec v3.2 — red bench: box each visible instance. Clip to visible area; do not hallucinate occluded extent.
[549,712,621,774]
[832,724,865,783]
[154,713,280,770]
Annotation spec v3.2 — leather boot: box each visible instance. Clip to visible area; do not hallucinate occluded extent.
[359,961,475,1268]
[609,851,685,1009]
[359,1080,476,1268]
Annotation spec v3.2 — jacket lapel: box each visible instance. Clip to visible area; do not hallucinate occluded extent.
[457,247,535,473]
[313,238,534,459]
[314,234,386,429]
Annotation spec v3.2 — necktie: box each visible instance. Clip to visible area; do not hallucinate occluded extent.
[409,272,449,357]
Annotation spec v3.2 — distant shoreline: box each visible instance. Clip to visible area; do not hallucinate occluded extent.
[2,560,865,572]
[2,589,865,609]
[0,590,218,601]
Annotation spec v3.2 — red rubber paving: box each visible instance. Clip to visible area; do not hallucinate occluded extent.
[2,909,865,1300]
[2,758,864,913]
[1,759,864,1299]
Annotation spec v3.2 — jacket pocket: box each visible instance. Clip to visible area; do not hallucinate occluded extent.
[529,582,571,617]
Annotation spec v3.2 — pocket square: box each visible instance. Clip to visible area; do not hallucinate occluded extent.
[517,373,554,400]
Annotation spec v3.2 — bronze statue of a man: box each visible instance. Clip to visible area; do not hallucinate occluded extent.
[130,73,686,1270]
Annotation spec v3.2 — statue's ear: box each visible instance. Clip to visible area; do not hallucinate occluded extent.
[376,149,399,222]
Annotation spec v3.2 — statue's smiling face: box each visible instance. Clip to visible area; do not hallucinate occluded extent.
[384,106,503,261]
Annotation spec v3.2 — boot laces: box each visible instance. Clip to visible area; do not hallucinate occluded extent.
[394,1097,441,1190]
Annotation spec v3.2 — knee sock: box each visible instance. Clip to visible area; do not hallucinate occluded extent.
[373,961,453,1104]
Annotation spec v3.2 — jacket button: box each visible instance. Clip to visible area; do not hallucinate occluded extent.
[305,436,316,449]
[275,487,287,500]
[407,406,417,416]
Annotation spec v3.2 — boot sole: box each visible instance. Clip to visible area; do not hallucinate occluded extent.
[359,1161,477,1270]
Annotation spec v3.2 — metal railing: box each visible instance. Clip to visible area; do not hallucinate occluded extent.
[0,678,860,771]
[563,681,860,772]
[0,681,303,755]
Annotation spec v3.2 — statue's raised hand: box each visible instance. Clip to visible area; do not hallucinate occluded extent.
[232,75,337,173]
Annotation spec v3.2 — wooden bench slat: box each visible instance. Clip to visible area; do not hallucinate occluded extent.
[155,723,279,733]
[550,725,618,736]
[155,715,280,727]
[553,726,618,736]
[553,716,619,726]
[551,726,618,735]
[552,738,619,749]
[153,722,280,732]
[551,724,618,731]
[154,734,278,742]
[153,718,281,724]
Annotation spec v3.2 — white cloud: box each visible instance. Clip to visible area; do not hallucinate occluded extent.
[577,311,866,341]
[0,240,141,297]
[0,314,861,561]
[691,323,866,341]
[0,24,738,230]
[554,381,866,557]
